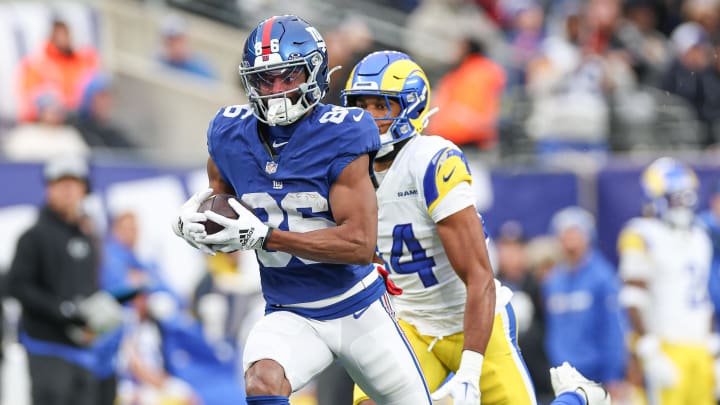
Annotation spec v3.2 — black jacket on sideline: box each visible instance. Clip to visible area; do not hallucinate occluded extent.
[8,206,99,346]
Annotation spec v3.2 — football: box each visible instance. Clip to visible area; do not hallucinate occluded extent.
[197,194,240,235]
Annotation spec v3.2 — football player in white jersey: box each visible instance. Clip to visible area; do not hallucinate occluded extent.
[343,51,610,405]
[617,157,715,405]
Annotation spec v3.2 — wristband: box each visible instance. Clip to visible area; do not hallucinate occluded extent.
[457,350,484,378]
[261,227,274,250]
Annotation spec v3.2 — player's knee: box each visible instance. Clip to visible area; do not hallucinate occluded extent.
[245,359,292,396]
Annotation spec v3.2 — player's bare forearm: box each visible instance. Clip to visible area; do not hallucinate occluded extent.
[438,206,495,354]
[263,155,377,264]
[624,280,648,336]
[627,306,647,337]
[463,274,495,354]
[264,224,375,264]
[207,157,236,195]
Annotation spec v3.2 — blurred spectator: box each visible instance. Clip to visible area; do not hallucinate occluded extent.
[661,22,712,146]
[101,211,167,297]
[192,251,262,345]
[615,0,671,86]
[503,1,547,89]
[699,40,720,147]
[7,156,122,405]
[158,14,217,80]
[17,19,99,122]
[117,291,199,405]
[542,207,627,391]
[69,74,135,149]
[525,0,639,156]
[524,5,612,158]
[698,180,720,321]
[425,36,506,150]
[683,0,720,42]
[323,17,374,105]
[494,220,553,404]
[403,0,506,80]
[3,91,90,161]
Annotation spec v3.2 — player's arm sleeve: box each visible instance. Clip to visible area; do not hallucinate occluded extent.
[420,147,474,222]
[206,110,233,189]
[327,114,380,184]
[617,227,652,282]
[7,232,68,324]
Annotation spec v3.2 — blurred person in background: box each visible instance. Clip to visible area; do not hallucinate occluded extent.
[543,207,628,398]
[402,0,506,82]
[7,156,123,405]
[344,50,609,405]
[17,19,99,122]
[661,22,713,147]
[615,0,671,87]
[502,1,547,90]
[3,90,90,161]
[524,3,611,159]
[699,40,720,147]
[698,180,720,319]
[192,250,263,346]
[117,290,199,405]
[101,210,168,297]
[69,74,135,149]
[425,36,506,150]
[322,17,374,105]
[526,0,638,157]
[683,0,720,42]
[158,14,217,80]
[617,157,715,405]
[495,220,554,404]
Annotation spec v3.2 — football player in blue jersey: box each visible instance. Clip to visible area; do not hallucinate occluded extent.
[171,15,431,405]
[343,50,611,405]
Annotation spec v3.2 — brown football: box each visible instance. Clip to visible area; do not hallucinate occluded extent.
[197,194,241,235]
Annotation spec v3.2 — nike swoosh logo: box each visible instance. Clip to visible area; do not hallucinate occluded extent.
[272,141,289,148]
[352,111,364,122]
[352,306,369,319]
[442,167,456,182]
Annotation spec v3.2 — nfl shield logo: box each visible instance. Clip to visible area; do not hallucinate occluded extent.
[265,161,278,174]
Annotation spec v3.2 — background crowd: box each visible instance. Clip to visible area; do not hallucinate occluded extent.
[2,0,720,404]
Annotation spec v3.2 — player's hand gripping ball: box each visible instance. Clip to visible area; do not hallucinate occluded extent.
[197,194,240,235]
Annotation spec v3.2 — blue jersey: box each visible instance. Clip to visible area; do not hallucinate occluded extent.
[207,103,384,320]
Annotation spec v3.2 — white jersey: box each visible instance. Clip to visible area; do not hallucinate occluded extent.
[618,217,713,344]
[376,135,510,337]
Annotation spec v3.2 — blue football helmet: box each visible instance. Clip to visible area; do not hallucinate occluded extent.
[641,157,698,227]
[238,15,329,126]
[342,51,431,157]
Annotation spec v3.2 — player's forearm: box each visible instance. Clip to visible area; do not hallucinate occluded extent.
[264,226,375,265]
[462,272,495,354]
[627,306,647,337]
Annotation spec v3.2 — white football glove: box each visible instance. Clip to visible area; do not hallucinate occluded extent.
[171,188,215,255]
[637,334,677,388]
[78,290,124,334]
[199,198,272,252]
[430,350,482,405]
